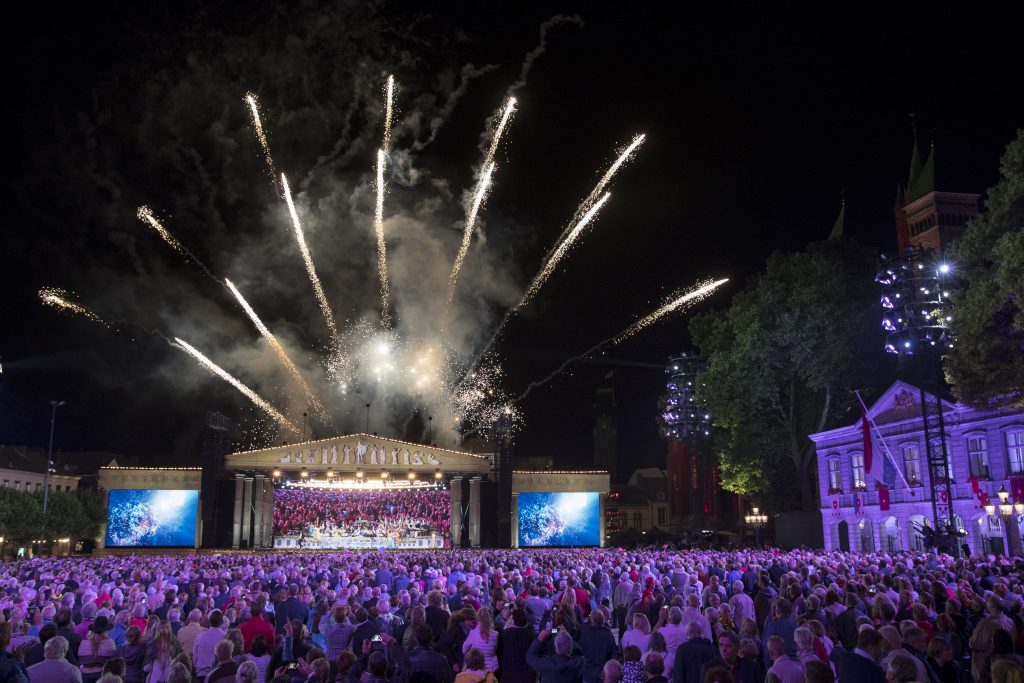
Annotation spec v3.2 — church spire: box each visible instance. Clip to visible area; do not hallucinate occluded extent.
[828,190,846,240]
[907,113,923,195]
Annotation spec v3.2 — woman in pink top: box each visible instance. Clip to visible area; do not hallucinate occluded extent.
[461,607,499,672]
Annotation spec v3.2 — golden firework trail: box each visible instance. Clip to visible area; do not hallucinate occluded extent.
[374,149,391,327]
[382,75,395,150]
[281,173,339,339]
[137,206,186,255]
[136,206,219,281]
[225,278,328,421]
[612,278,730,344]
[244,92,275,174]
[514,278,729,403]
[447,161,495,305]
[39,288,109,327]
[550,134,645,259]
[518,192,611,307]
[446,98,516,306]
[173,337,300,435]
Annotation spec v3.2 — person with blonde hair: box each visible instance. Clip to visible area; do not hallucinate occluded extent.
[622,613,652,655]
[80,617,117,683]
[462,607,499,672]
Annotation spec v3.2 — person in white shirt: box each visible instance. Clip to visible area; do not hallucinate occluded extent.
[655,607,687,669]
[28,636,83,683]
[729,581,755,625]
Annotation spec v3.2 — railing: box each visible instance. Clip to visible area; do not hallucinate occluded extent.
[829,482,978,508]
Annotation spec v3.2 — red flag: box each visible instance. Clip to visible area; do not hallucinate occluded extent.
[970,477,981,495]
[1011,476,1024,502]
[879,485,891,511]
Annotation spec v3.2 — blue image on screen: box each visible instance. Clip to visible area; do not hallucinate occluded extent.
[105,489,199,547]
[518,492,600,547]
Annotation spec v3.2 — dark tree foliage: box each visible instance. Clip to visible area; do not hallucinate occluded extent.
[947,130,1024,408]
[690,240,888,511]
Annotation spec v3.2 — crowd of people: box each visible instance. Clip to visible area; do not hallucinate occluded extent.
[1,546,1023,683]
[270,488,450,542]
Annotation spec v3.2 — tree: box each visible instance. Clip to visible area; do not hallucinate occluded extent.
[690,240,887,511]
[0,488,44,543]
[947,129,1024,408]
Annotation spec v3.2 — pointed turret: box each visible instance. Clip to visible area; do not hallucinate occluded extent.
[828,192,846,241]
[906,113,923,198]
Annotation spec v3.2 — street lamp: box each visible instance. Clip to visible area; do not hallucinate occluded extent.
[745,507,768,547]
[984,485,1024,556]
[43,400,66,516]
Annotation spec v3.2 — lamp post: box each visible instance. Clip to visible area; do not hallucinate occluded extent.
[43,400,66,516]
[745,507,768,547]
[984,485,1024,557]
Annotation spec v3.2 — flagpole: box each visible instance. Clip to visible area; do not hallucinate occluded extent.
[854,390,913,490]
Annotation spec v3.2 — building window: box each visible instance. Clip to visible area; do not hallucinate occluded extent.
[827,459,842,492]
[690,459,698,489]
[1007,431,1024,475]
[1,480,6,488]
[903,445,921,484]
[633,513,642,529]
[988,515,1002,532]
[851,453,866,489]
[656,492,666,501]
[657,507,666,525]
[968,435,989,478]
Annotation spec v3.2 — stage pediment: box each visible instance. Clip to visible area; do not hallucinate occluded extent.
[225,433,492,475]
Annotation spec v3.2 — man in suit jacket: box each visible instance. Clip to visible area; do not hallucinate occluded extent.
[833,628,886,683]
[274,585,309,636]
[673,622,717,683]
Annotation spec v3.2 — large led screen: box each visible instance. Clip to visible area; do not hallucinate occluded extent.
[273,486,450,548]
[105,489,199,547]
[518,492,601,547]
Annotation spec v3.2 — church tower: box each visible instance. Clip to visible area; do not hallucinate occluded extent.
[894,118,980,255]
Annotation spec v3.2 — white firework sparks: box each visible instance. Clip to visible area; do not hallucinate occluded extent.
[281,173,339,340]
[382,74,395,150]
[447,161,495,305]
[225,278,329,422]
[518,192,611,307]
[374,149,391,327]
[244,92,275,174]
[173,336,300,435]
[39,288,108,327]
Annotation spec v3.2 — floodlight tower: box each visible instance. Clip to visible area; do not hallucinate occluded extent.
[877,246,959,554]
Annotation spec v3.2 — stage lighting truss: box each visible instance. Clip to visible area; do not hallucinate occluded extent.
[876,249,956,356]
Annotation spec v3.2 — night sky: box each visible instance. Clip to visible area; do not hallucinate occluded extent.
[2,4,1021,477]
